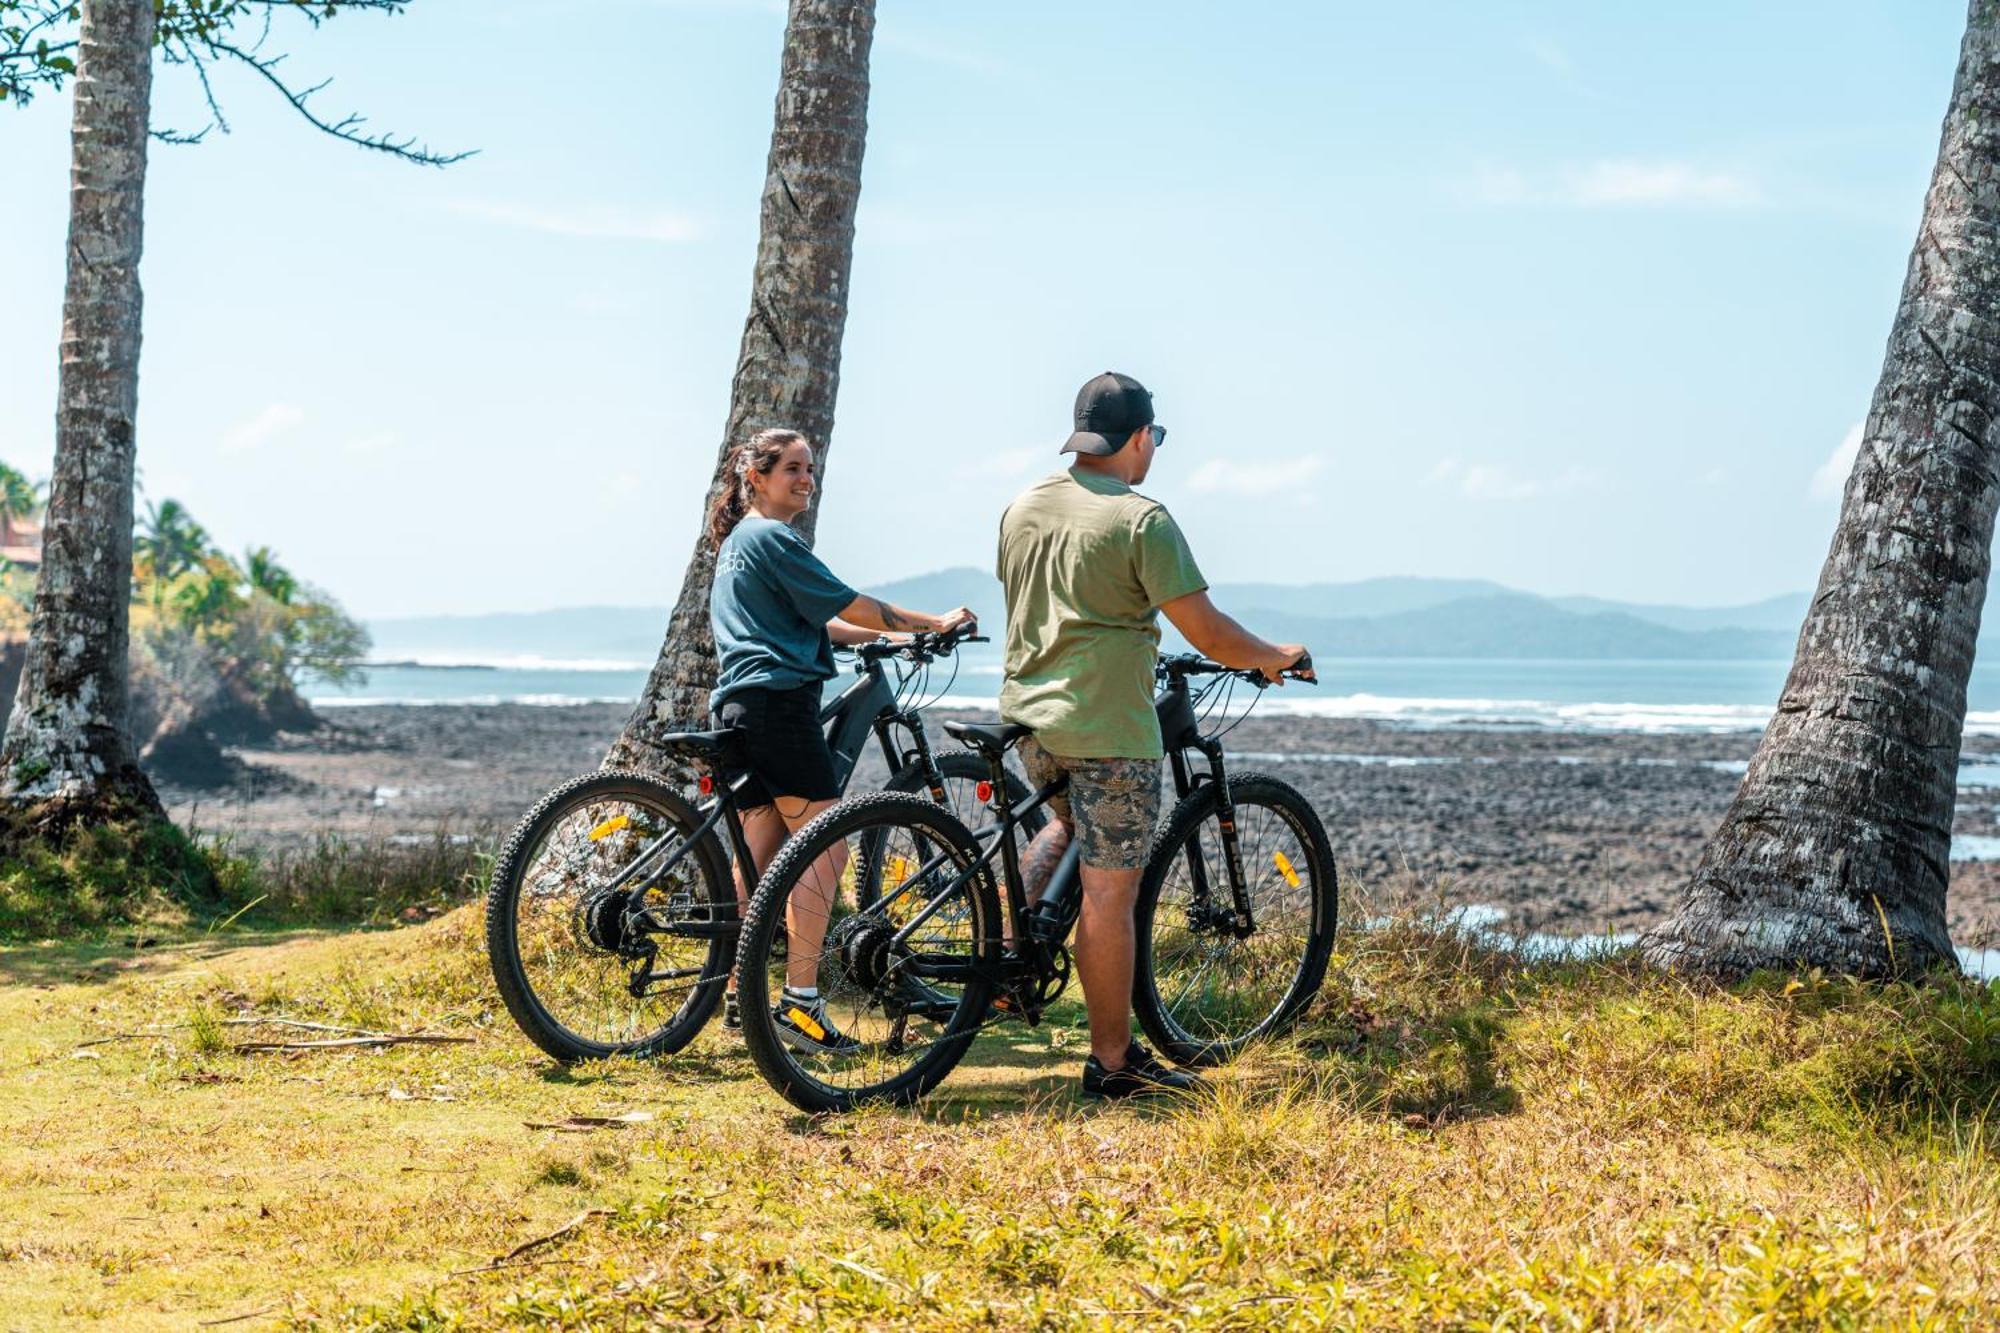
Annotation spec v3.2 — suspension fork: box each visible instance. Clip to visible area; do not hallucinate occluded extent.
[1180,740,1255,935]
[878,713,947,801]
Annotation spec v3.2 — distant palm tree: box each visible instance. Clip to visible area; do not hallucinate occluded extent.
[0,0,162,824]
[605,0,876,772]
[134,499,212,583]
[244,546,297,606]
[0,463,38,547]
[1642,0,1999,978]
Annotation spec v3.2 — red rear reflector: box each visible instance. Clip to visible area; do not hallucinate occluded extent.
[697,775,714,795]
[976,781,993,802]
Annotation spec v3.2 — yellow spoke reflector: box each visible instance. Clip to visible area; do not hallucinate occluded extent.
[1273,851,1301,888]
[588,814,630,841]
[884,855,912,892]
[787,1006,827,1041]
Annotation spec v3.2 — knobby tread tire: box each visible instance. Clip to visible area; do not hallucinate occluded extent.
[1132,772,1338,1068]
[485,768,732,1064]
[737,791,1000,1114]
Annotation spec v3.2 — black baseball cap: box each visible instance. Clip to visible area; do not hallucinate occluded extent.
[1061,371,1155,456]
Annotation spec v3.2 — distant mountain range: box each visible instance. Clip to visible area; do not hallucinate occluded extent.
[366,570,1831,664]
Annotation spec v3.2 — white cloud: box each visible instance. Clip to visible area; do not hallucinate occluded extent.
[1810,422,1864,500]
[222,404,305,453]
[452,200,703,244]
[1186,457,1322,498]
[1427,457,1591,502]
[1570,161,1760,208]
[1461,159,1761,211]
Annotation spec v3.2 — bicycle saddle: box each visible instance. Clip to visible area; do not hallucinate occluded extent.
[655,727,744,764]
[942,720,1031,754]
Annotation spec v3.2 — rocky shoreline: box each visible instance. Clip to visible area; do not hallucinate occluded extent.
[158,702,2000,946]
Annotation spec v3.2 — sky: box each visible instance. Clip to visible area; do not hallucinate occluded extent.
[0,0,1972,619]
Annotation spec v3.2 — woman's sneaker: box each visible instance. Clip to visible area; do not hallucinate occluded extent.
[1081,1042,1207,1100]
[774,989,861,1056]
[723,991,742,1032]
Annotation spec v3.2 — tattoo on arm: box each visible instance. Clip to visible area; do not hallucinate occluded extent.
[870,597,917,632]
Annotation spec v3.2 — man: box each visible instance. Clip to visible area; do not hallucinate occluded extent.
[997,370,1313,1099]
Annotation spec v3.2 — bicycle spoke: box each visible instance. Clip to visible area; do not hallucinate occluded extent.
[510,793,712,1049]
[1143,780,1331,1055]
[740,793,996,1111]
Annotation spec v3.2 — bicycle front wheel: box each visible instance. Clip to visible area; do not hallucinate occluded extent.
[739,792,1000,1113]
[1134,773,1337,1067]
[485,770,733,1063]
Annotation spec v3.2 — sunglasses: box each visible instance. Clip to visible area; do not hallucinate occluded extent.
[1147,424,1167,448]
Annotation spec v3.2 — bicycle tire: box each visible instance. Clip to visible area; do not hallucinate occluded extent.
[1132,772,1337,1067]
[738,791,1000,1113]
[865,748,1045,907]
[485,769,733,1063]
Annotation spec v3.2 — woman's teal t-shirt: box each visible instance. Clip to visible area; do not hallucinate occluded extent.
[709,516,858,713]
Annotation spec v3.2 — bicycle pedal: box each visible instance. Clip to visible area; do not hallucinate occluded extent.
[988,991,1041,1026]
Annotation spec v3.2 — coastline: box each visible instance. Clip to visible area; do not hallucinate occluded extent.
[157,701,2000,949]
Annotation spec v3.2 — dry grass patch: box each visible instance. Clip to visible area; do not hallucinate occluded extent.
[1,900,1994,1329]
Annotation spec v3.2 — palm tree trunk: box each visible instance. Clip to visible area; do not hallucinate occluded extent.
[0,0,162,827]
[1640,0,2000,978]
[605,0,875,773]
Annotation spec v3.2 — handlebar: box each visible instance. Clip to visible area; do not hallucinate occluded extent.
[850,619,986,666]
[1156,650,1317,688]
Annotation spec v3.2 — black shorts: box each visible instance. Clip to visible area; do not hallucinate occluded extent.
[716,681,840,809]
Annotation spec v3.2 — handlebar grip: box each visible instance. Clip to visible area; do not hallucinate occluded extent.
[1286,650,1316,680]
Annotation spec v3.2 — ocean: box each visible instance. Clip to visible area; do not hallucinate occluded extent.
[309,654,2000,736]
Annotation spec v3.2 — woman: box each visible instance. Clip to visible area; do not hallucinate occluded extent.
[707,427,975,1053]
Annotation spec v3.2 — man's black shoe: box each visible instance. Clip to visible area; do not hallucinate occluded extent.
[722,991,742,1032]
[1081,1041,1207,1100]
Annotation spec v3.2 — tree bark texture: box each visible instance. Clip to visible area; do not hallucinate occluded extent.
[1641,1,2000,978]
[0,0,162,825]
[605,0,874,773]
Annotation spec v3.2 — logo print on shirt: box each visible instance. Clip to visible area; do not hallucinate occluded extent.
[716,549,749,576]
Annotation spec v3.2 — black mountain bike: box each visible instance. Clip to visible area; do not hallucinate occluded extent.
[484,624,1043,1064]
[735,652,1336,1113]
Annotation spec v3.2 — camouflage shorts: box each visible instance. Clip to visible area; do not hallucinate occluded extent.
[1015,737,1161,871]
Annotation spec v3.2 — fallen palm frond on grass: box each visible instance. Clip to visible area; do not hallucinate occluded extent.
[3,882,1996,1329]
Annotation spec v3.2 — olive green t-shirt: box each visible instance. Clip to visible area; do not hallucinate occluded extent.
[996,469,1208,759]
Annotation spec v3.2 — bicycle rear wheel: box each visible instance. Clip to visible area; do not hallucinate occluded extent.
[485,770,732,1063]
[738,792,1000,1113]
[866,748,1044,907]
[1133,773,1337,1067]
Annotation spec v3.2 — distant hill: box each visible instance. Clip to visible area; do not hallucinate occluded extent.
[366,570,1816,664]
[1242,593,1792,661]
[1219,577,1514,620]
[1547,592,1811,635]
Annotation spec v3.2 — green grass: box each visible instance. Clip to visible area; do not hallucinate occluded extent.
[1,859,1995,1328]
[0,821,488,940]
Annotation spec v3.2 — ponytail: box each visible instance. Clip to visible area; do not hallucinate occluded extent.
[707,428,805,549]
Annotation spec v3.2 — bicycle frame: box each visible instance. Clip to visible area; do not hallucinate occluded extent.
[618,650,951,956]
[865,667,1262,1018]
[820,662,948,802]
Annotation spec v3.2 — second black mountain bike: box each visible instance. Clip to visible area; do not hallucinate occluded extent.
[734,652,1336,1113]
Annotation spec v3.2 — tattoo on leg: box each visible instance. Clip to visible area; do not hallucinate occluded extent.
[1020,820,1072,899]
